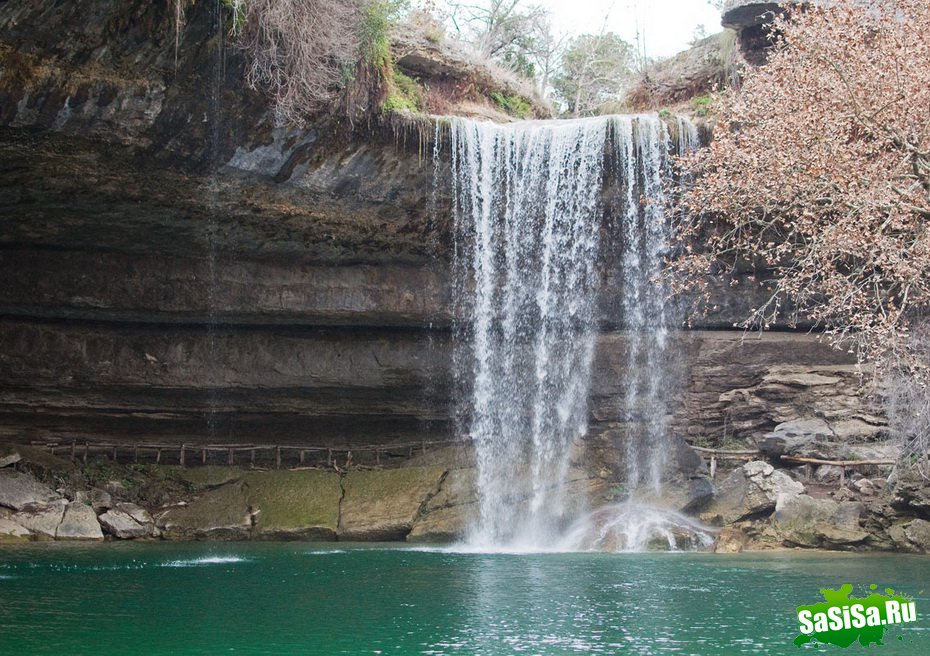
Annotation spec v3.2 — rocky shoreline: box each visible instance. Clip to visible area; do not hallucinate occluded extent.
[3,435,930,554]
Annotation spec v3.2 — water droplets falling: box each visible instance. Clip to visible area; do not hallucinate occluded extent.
[445,114,698,551]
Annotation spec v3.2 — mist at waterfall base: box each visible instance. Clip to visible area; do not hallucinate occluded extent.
[445,114,707,552]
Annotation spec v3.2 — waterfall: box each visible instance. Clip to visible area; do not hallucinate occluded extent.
[446,114,696,550]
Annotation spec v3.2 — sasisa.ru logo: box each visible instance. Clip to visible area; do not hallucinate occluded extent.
[795,584,917,648]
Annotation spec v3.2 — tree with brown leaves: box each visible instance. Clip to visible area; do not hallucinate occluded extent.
[673,1,930,466]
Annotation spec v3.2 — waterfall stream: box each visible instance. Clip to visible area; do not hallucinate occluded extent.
[446,114,698,550]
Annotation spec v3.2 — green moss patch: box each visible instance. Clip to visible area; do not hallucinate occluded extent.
[243,470,342,537]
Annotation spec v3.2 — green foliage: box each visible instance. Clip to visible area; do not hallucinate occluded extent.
[692,93,714,117]
[658,108,671,118]
[77,460,196,507]
[489,91,531,119]
[384,70,423,112]
[382,92,417,112]
[359,0,409,68]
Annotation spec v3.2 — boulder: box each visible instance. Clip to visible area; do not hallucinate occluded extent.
[0,469,61,511]
[853,478,878,496]
[12,498,67,539]
[56,502,104,541]
[889,468,930,516]
[889,518,930,553]
[74,488,113,513]
[156,482,252,540]
[701,461,804,524]
[759,417,858,462]
[0,515,31,544]
[772,494,868,548]
[99,509,149,539]
[0,450,21,468]
[117,502,155,529]
[339,467,447,541]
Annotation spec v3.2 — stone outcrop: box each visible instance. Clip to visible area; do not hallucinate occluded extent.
[701,461,804,524]
[772,494,868,548]
[722,1,802,64]
[56,502,104,541]
[100,508,151,540]
[0,469,62,511]
[339,467,447,541]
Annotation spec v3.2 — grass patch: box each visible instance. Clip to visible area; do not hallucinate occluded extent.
[692,93,714,117]
[382,70,423,113]
[489,91,532,119]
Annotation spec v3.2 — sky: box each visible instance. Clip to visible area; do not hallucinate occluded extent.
[536,0,722,58]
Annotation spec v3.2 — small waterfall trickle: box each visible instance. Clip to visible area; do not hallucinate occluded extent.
[445,113,699,551]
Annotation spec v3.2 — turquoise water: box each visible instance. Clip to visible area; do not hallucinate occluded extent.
[1,544,928,655]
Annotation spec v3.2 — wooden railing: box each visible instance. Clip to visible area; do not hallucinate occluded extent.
[29,437,470,470]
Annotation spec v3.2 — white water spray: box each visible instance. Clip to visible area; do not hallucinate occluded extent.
[446,114,698,551]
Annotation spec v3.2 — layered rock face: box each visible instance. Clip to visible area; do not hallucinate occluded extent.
[0,2,878,482]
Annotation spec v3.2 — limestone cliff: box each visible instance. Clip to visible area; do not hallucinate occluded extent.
[0,2,880,477]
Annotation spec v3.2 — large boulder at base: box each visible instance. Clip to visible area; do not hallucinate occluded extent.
[99,508,149,539]
[74,488,113,513]
[773,494,868,548]
[889,518,930,553]
[701,461,804,524]
[117,503,155,531]
[12,498,67,539]
[889,468,930,516]
[56,502,104,541]
[0,469,61,511]
[0,509,31,543]
[339,467,447,541]
[156,482,252,540]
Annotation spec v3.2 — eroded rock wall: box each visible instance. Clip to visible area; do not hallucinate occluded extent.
[0,1,878,460]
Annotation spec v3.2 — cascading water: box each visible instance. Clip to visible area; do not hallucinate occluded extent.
[618,116,699,494]
[446,113,701,551]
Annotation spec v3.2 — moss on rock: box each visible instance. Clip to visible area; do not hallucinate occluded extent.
[339,466,446,540]
[244,470,341,540]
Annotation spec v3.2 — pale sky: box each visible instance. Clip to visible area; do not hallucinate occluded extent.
[539,0,723,58]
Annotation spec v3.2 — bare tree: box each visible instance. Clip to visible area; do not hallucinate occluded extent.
[234,0,364,125]
[551,31,636,116]
[443,0,546,60]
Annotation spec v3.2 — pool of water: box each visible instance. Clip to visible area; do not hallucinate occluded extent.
[1,543,928,654]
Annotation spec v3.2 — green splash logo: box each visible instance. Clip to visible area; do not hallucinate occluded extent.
[795,584,917,648]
